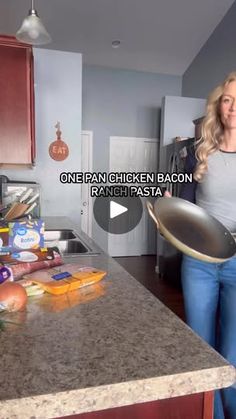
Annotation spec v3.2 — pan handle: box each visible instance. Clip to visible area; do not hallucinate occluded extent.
[146,201,159,228]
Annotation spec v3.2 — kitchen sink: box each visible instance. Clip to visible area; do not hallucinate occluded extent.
[45,239,90,254]
[44,229,99,255]
[44,229,76,241]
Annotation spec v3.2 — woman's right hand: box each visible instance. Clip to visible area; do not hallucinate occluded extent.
[164,190,172,197]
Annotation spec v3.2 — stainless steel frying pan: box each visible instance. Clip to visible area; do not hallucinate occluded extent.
[147,197,236,263]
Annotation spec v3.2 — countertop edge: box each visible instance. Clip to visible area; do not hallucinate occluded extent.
[1,365,236,419]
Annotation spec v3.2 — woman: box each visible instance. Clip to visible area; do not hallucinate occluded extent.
[179,72,236,419]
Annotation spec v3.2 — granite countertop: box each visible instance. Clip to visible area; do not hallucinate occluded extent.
[0,217,235,419]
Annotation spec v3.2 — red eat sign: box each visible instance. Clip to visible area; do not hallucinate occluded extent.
[49,122,69,161]
[49,139,69,161]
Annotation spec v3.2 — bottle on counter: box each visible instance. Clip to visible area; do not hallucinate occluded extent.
[0,265,13,284]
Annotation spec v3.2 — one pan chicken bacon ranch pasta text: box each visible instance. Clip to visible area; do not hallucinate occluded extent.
[60,171,193,184]
[59,171,193,197]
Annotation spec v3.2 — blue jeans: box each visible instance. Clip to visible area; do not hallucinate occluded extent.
[181,255,236,419]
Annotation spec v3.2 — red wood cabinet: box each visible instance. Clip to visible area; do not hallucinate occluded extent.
[57,391,214,419]
[0,35,35,165]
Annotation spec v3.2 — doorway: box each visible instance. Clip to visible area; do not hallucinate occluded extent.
[108,136,159,257]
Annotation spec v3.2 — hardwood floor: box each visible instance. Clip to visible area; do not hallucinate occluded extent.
[114,255,185,321]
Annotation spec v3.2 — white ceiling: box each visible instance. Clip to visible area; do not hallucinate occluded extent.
[0,0,234,75]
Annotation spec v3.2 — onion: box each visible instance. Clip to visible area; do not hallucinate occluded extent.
[0,282,27,312]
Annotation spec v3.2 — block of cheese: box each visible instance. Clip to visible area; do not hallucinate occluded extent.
[25,268,106,295]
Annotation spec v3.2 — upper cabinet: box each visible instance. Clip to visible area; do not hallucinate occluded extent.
[0,35,35,166]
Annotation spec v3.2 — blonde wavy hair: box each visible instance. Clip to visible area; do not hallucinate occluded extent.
[194,71,236,181]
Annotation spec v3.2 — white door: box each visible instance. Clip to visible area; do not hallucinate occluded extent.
[81,131,93,237]
[108,136,158,257]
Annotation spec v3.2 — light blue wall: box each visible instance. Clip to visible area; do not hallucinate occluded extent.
[82,65,182,172]
[1,48,82,225]
[82,65,182,250]
[182,2,236,98]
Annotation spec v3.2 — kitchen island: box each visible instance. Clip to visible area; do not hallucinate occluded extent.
[0,217,235,419]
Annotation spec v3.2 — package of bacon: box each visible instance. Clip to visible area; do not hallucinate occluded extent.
[2,247,64,280]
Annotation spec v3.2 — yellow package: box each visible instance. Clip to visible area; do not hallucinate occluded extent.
[26,267,106,295]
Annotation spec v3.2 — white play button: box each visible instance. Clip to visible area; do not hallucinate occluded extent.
[110,201,128,219]
[93,186,143,234]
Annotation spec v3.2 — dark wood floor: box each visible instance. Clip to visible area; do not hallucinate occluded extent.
[114,255,185,321]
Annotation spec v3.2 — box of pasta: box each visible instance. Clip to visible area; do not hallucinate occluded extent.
[8,219,44,250]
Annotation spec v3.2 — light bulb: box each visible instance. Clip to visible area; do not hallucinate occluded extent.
[28,28,40,40]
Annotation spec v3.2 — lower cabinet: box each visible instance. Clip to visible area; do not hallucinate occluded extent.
[57,391,213,419]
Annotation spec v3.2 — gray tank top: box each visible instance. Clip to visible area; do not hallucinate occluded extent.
[196,150,236,232]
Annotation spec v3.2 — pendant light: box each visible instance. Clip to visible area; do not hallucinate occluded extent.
[16,0,51,45]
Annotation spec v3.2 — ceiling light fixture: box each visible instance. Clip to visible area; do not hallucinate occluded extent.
[112,40,121,48]
[16,0,51,45]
